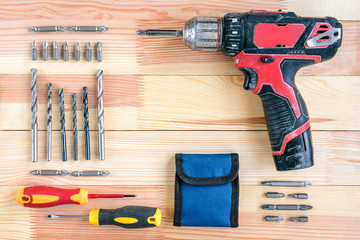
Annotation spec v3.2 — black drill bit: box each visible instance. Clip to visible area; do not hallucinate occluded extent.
[59,88,67,162]
[72,93,78,161]
[83,87,90,160]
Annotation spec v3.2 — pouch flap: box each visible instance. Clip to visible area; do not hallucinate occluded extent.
[175,153,239,185]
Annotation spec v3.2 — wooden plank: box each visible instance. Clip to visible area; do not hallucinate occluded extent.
[1,185,359,240]
[0,131,359,186]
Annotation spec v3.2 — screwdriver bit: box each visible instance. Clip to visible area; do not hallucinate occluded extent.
[83,87,90,160]
[69,26,108,32]
[75,42,80,61]
[53,41,59,60]
[265,216,283,222]
[289,216,309,222]
[42,41,48,61]
[86,41,91,61]
[47,82,52,161]
[266,192,285,198]
[262,204,313,210]
[32,41,37,60]
[288,193,308,199]
[71,170,110,177]
[72,93,78,161]
[31,68,38,162]
[28,26,67,32]
[261,181,312,187]
[97,70,105,160]
[96,42,103,62]
[63,41,69,61]
[30,170,68,176]
[59,88,67,162]
[136,29,183,37]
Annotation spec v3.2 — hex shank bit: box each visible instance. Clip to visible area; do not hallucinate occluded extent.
[63,41,69,61]
[83,87,90,160]
[97,70,105,160]
[266,192,285,198]
[47,82,52,161]
[288,193,309,199]
[72,93,78,161]
[86,41,91,61]
[289,216,309,222]
[28,26,67,32]
[32,41,37,60]
[43,41,48,61]
[31,68,38,162]
[262,204,313,210]
[96,42,102,62]
[69,26,108,32]
[53,41,59,60]
[265,216,283,222]
[71,170,110,176]
[261,181,312,187]
[30,170,68,176]
[75,42,80,61]
[59,88,67,162]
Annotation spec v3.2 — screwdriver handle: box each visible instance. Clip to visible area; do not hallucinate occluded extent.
[17,186,88,208]
[89,206,162,228]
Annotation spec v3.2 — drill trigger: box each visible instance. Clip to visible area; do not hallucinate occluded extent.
[240,68,258,91]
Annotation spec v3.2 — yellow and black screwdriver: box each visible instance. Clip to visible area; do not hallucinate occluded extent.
[48,206,162,229]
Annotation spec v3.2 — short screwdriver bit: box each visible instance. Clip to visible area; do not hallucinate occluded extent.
[262,204,313,210]
[86,41,91,61]
[63,41,69,61]
[266,192,285,198]
[75,42,80,61]
[42,41,48,61]
[265,216,283,222]
[96,42,103,62]
[53,41,59,60]
[288,193,308,199]
[32,41,37,60]
[289,216,309,222]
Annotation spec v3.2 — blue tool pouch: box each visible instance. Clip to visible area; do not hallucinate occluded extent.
[174,153,239,227]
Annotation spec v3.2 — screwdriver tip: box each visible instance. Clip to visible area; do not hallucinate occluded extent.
[28,27,36,32]
[304,182,312,186]
[124,194,137,197]
[69,26,77,32]
[47,215,58,218]
[99,26,108,32]
[136,30,146,35]
[29,170,38,175]
[87,41,91,49]
[58,26,67,31]
[261,181,271,186]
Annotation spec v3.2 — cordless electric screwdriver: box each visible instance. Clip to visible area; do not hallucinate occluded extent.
[137,10,342,171]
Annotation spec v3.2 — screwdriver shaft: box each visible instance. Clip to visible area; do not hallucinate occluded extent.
[136,29,183,37]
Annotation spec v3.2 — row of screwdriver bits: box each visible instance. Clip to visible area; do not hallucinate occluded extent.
[32,41,103,62]
[29,26,108,32]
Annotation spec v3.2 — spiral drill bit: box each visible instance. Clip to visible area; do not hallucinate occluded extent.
[31,68,38,162]
[97,70,105,160]
[47,82,52,161]
[83,87,90,160]
[59,88,67,162]
[72,93,78,161]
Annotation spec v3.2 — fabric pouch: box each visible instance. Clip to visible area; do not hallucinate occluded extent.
[174,153,239,227]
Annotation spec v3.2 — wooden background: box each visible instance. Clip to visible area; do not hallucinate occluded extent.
[0,0,359,239]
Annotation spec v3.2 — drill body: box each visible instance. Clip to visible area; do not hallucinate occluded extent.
[138,10,342,171]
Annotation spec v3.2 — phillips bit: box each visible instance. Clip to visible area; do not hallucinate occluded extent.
[69,26,108,32]
[75,42,80,61]
[47,82,52,161]
[63,41,69,61]
[71,170,110,177]
[31,68,38,162]
[32,41,37,60]
[266,192,285,198]
[42,41,48,61]
[97,70,105,160]
[83,87,90,160]
[262,204,313,210]
[72,93,78,161]
[96,42,102,62]
[59,88,67,162]
[86,41,92,61]
[136,29,183,37]
[53,41,59,60]
[288,193,309,199]
[28,26,67,32]
[265,216,283,222]
[289,216,309,222]
[261,181,312,187]
[29,170,68,176]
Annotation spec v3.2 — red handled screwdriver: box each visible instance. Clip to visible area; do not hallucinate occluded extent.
[16,186,136,208]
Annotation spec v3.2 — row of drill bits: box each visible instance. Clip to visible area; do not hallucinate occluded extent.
[31,68,105,162]
[32,41,103,62]
[29,26,108,32]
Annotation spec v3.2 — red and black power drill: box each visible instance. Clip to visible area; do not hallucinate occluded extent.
[137,10,342,171]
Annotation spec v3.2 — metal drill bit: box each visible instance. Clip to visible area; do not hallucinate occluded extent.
[53,41,59,60]
[265,216,283,222]
[28,26,67,32]
[86,41,91,61]
[69,26,108,32]
[75,42,80,61]
[72,93,78,161]
[48,215,88,219]
[266,192,285,198]
[136,29,183,37]
[29,170,68,176]
[63,41,69,61]
[59,88,67,162]
[288,193,309,199]
[71,170,110,177]
[42,41,48,61]
[289,216,309,222]
[96,42,102,62]
[261,181,312,187]
[31,68,38,162]
[47,82,52,161]
[97,70,105,160]
[261,204,313,210]
[83,87,90,160]
[32,41,37,61]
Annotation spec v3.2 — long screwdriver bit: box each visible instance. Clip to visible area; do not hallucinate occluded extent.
[59,88,67,162]
[47,82,52,161]
[42,41,48,61]
[63,41,69,61]
[86,41,91,61]
[32,41,37,60]
[69,26,108,32]
[72,93,78,161]
[262,204,313,210]
[30,170,68,176]
[83,87,90,160]
[75,42,80,61]
[71,170,110,177]
[53,41,59,60]
[31,68,38,162]
[28,26,67,32]
[97,70,105,160]
[261,181,312,187]
[96,42,102,62]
